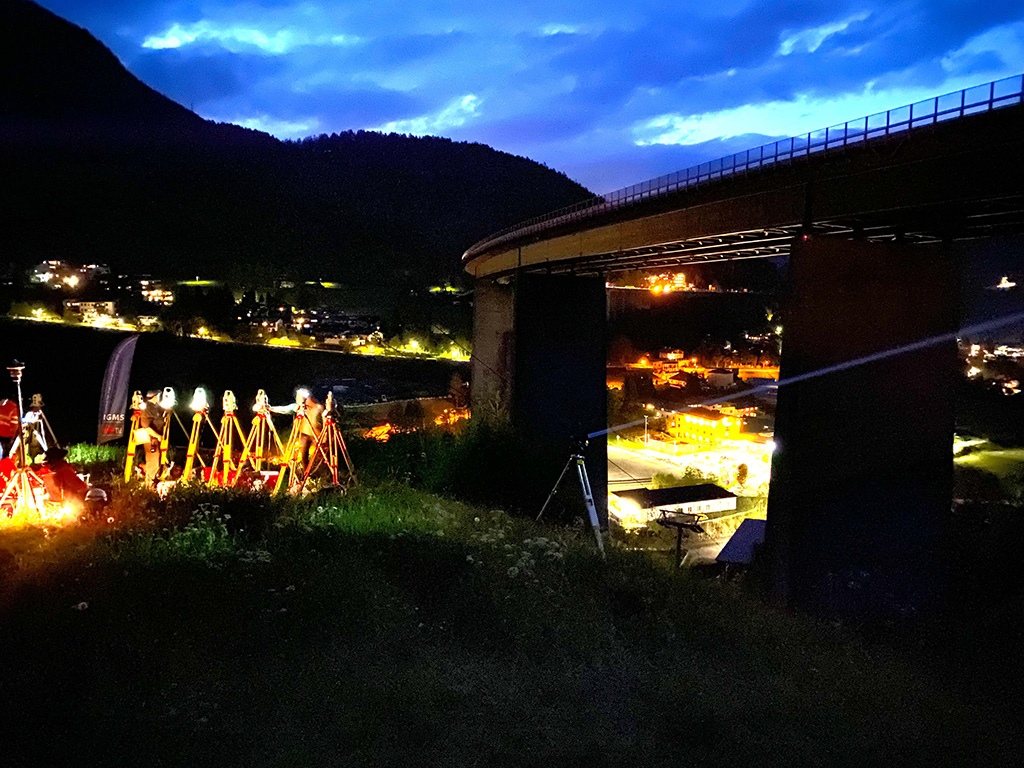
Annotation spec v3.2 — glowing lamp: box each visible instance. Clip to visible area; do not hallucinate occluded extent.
[611,497,646,529]
[190,387,209,412]
[254,389,269,413]
[160,387,176,409]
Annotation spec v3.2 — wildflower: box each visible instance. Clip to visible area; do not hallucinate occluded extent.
[507,566,519,578]
[466,555,475,563]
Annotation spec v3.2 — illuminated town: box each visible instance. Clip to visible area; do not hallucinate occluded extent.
[5,258,471,362]
[4,1,1024,762]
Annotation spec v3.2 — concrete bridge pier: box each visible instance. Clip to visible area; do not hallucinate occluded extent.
[765,237,960,619]
[472,273,608,523]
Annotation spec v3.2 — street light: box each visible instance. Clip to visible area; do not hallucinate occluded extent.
[644,414,649,446]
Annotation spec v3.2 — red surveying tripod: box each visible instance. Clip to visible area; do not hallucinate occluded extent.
[298,392,355,491]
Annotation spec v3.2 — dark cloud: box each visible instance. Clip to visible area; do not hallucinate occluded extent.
[132,47,285,105]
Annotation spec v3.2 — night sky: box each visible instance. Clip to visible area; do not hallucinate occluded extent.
[32,1,1024,191]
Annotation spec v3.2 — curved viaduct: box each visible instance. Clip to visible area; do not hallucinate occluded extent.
[464,76,1024,617]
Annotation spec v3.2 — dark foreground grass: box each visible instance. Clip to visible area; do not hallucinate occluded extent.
[0,485,1020,767]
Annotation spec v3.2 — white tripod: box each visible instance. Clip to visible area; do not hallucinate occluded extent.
[537,438,605,557]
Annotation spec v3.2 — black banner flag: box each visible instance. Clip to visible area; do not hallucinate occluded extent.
[97,334,139,444]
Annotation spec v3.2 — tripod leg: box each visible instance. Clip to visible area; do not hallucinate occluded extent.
[575,459,605,558]
[183,417,202,480]
[299,430,325,487]
[337,430,355,478]
[0,475,18,511]
[274,462,290,495]
[254,418,265,473]
[330,432,339,484]
[41,412,60,449]
[236,419,257,473]
[124,414,139,483]
[160,420,171,470]
[536,457,576,522]
[268,419,286,457]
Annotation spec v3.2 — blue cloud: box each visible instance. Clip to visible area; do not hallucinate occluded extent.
[28,1,1024,191]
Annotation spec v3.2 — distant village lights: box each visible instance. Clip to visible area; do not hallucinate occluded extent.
[9,258,468,363]
[647,272,694,295]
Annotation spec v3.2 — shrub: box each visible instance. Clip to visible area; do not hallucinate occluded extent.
[348,421,563,517]
[652,467,723,489]
[67,443,127,483]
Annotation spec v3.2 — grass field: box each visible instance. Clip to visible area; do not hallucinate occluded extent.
[2,482,1022,767]
[955,443,1024,478]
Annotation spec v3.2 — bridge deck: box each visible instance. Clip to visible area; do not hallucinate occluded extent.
[464,75,1024,278]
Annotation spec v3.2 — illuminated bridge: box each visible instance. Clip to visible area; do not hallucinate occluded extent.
[463,75,1024,619]
[465,75,1024,277]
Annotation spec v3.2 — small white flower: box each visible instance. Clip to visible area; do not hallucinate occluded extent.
[507,567,519,578]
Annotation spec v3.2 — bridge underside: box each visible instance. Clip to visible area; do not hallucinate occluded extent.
[468,103,1024,619]
[472,234,966,618]
[515,193,1024,276]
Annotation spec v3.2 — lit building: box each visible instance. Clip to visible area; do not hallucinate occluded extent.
[610,484,738,527]
[665,407,742,447]
[706,368,736,388]
[715,404,757,418]
[63,300,116,320]
[140,281,175,306]
[645,272,695,294]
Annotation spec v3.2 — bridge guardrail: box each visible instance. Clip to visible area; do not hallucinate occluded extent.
[464,74,1024,261]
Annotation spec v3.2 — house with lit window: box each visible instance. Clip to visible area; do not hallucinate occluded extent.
[706,368,736,388]
[63,300,116,320]
[665,407,741,447]
[610,484,738,527]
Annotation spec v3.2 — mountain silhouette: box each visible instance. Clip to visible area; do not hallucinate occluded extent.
[0,0,592,284]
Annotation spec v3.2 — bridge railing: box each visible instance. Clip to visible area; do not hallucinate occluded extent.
[464,74,1024,261]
